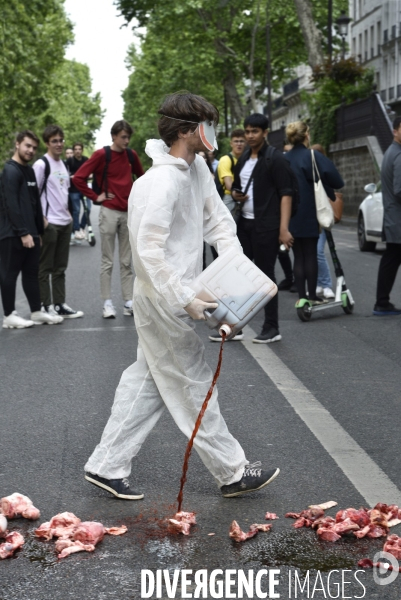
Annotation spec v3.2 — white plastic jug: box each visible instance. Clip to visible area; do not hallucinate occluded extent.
[190,248,277,339]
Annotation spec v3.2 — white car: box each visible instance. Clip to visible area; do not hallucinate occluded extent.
[358,182,383,251]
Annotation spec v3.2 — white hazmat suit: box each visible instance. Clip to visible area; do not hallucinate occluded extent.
[85,139,248,487]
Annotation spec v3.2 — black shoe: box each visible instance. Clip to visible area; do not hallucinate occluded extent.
[221,463,280,497]
[277,278,293,291]
[54,303,84,319]
[309,296,328,306]
[373,303,401,316]
[289,282,298,293]
[85,472,144,500]
[209,330,244,342]
[252,328,281,344]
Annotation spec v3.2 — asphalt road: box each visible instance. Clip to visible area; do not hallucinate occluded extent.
[1,209,401,599]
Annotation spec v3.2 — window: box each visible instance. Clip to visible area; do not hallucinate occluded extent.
[377,22,381,54]
[384,29,388,43]
[389,87,394,99]
[392,25,396,39]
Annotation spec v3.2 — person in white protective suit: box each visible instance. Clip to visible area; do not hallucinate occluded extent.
[84,92,280,500]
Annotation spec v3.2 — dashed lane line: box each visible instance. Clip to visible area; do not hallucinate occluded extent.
[242,325,401,506]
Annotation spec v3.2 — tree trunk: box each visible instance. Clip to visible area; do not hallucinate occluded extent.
[224,69,246,125]
[293,0,324,68]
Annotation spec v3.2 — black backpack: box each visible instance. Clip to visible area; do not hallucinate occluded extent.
[92,146,136,196]
[215,154,234,199]
[265,145,300,218]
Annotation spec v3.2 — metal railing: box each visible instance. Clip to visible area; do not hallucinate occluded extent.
[335,92,393,153]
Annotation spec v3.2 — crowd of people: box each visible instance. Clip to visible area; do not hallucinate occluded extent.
[1,108,401,334]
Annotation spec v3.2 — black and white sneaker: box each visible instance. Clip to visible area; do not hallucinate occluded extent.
[85,472,144,500]
[252,328,282,344]
[221,462,280,498]
[209,330,244,342]
[54,303,84,319]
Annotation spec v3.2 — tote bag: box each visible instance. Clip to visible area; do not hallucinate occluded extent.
[311,150,334,230]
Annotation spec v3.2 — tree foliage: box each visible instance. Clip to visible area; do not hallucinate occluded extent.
[306,58,374,150]
[0,1,103,163]
[118,0,347,162]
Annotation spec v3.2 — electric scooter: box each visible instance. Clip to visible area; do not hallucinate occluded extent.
[295,229,354,322]
[81,197,96,247]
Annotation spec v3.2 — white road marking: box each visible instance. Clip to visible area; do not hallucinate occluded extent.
[61,326,135,332]
[243,325,401,506]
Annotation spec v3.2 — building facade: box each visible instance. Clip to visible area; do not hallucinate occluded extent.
[349,0,401,111]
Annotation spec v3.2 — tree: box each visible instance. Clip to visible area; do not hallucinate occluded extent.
[0,1,103,163]
[292,0,324,67]
[118,0,348,159]
[38,60,104,150]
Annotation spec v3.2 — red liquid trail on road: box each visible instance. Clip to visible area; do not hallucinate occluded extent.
[177,333,226,513]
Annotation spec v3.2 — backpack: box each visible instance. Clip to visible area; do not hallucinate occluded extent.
[215,154,235,199]
[92,146,136,196]
[264,145,300,218]
[38,155,68,216]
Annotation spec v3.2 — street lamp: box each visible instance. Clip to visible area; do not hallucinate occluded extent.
[336,11,352,59]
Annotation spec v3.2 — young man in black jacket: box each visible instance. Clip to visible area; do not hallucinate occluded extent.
[0,131,63,328]
[233,113,294,343]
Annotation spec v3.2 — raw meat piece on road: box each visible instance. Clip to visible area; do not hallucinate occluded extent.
[35,512,81,541]
[174,512,197,525]
[250,524,272,532]
[311,501,338,510]
[332,517,360,535]
[229,520,259,542]
[0,493,40,520]
[73,522,127,545]
[55,538,96,559]
[0,515,7,536]
[168,519,191,535]
[0,531,24,559]
[317,527,341,542]
[383,534,401,560]
[264,512,279,520]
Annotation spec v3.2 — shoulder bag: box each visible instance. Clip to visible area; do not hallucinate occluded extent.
[311,150,334,230]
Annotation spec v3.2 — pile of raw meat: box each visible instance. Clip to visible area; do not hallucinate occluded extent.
[358,534,401,571]
[35,512,127,558]
[0,493,127,560]
[285,502,401,542]
[0,493,41,559]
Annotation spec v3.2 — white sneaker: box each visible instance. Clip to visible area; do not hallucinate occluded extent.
[3,311,34,329]
[123,303,133,316]
[74,231,83,241]
[44,304,58,316]
[323,287,335,299]
[103,304,116,319]
[79,228,87,240]
[316,286,323,295]
[31,309,64,325]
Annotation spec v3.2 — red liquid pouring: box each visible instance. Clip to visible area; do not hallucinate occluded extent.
[177,333,226,513]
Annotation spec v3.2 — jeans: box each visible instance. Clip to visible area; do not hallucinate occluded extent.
[69,192,83,232]
[317,230,332,288]
[80,198,91,229]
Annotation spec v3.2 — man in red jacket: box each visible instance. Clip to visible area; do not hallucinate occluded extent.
[74,120,144,318]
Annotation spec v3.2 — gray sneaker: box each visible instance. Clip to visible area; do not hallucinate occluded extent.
[85,472,144,500]
[221,463,280,497]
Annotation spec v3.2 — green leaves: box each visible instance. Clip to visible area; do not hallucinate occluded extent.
[0,0,103,164]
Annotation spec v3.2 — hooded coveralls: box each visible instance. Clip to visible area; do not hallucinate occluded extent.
[85,139,248,487]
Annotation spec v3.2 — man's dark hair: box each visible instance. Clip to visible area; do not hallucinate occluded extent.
[110,120,133,137]
[231,128,245,139]
[16,130,40,146]
[157,91,219,147]
[393,116,401,131]
[73,142,84,150]
[43,125,64,143]
[244,114,269,130]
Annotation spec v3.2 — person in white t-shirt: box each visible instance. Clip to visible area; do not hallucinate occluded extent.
[33,125,84,319]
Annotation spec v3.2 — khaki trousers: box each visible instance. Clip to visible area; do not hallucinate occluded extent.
[99,206,133,302]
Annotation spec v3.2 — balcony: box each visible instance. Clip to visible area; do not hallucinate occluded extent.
[283,79,299,98]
